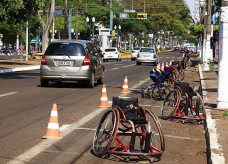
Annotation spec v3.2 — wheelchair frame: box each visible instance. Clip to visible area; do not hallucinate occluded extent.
[161,82,205,123]
[93,97,165,162]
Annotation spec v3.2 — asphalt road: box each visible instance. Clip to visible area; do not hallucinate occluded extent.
[0,51,206,164]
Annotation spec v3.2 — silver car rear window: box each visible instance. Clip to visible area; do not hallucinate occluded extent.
[133,47,140,50]
[140,48,155,53]
[105,49,116,52]
[45,43,86,56]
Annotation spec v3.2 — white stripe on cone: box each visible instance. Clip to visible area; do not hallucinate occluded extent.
[47,123,60,129]
[50,111,58,117]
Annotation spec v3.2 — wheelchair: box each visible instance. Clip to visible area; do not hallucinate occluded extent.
[161,82,205,123]
[141,68,172,100]
[93,97,165,162]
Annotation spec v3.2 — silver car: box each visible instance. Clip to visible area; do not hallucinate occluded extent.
[131,47,141,61]
[136,47,159,65]
[40,40,105,88]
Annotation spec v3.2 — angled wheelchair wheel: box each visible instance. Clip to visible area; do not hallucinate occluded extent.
[152,85,170,100]
[161,90,180,119]
[192,92,205,117]
[93,109,119,157]
[145,109,165,154]
[179,69,185,81]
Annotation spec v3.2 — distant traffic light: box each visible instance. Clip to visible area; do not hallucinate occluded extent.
[137,13,147,19]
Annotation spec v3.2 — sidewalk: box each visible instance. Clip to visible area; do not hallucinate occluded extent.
[199,64,228,164]
[0,59,40,73]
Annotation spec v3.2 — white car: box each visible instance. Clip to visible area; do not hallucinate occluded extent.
[136,47,159,65]
[103,47,122,62]
[131,47,141,61]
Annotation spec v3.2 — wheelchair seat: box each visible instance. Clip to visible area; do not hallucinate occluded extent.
[174,82,195,97]
[112,97,146,124]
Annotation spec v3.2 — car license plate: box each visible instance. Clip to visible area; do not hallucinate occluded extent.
[56,61,72,66]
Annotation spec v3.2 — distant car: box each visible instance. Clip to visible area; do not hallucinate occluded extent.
[180,47,187,53]
[40,40,105,88]
[131,47,141,61]
[174,47,180,51]
[136,47,159,65]
[103,47,122,62]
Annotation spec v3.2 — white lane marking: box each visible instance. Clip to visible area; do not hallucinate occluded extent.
[8,78,151,164]
[122,64,135,68]
[0,92,18,98]
[164,134,200,141]
[110,68,119,70]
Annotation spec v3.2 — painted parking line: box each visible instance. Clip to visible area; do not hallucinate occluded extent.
[0,92,18,98]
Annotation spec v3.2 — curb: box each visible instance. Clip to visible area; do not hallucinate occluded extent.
[0,65,40,74]
[199,64,225,164]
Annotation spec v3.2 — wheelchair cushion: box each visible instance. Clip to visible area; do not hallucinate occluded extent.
[125,112,147,124]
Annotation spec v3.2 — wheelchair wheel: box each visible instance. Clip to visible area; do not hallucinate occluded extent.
[161,90,180,119]
[145,109,165,154]
[192,92,205,117]
[93,109,119,157]
[179,69,185,81]
[152,85,170,100]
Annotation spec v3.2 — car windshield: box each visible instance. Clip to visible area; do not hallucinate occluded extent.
[105,49,116,52]
[134,47,140,50]
[140,48,155,53]
[45,43,86,56]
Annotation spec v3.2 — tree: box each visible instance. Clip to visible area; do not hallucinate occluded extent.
[37,0,55,52]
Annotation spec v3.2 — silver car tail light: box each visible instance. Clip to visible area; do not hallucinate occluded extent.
[41,54,47,65]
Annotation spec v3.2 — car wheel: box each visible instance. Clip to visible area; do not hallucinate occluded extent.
[41,80,49,87]
[88,72,95,88]
[136,61,141,65]
[98,71,104,85]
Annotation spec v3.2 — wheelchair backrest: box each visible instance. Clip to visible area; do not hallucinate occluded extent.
[112,97,138,110]
[175,82,189,93]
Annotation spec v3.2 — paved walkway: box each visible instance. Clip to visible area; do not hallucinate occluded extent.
[199,64,228,164]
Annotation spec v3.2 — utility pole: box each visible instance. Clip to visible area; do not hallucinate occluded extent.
[109,0,113,47]
[217,0,228,108]
[204,0,213,70]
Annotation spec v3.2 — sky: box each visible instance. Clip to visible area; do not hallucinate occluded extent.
[185,0,198,20]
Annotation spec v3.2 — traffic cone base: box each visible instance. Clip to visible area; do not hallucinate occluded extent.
[99,84,110,107]
[121,76,129,93]
[43,103,63,139]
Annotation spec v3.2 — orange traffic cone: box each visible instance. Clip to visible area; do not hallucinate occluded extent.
[99,84,110,107]
[121,76,129,93]
[43,103,62,139]
[166,62,169,67]
[156,63,160,71]
[170,60,172,66]
[161,62,165,71]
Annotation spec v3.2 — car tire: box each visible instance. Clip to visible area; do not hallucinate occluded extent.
[98,71,104,85]
[136,61,141,65]
[88,72,95,88]
[41,80,49,87]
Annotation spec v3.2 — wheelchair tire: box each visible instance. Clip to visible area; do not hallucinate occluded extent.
[145,109,165,155]
[93,109,119,157]
[161,90,180,119]
[179,69,185,81]
[152,85,170,100]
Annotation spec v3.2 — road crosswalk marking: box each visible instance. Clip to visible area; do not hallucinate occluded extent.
[0,92,18,98]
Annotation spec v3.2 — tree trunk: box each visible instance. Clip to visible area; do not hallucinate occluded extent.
[42,30,49,53]
[64,0,68,39]
[37,0,55,53]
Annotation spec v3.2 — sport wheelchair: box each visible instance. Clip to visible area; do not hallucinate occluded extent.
[141,68,173,100]
[93,97,165,162]
[161,82,205,123]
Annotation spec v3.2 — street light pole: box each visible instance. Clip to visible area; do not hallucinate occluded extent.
[217,0,228,108]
